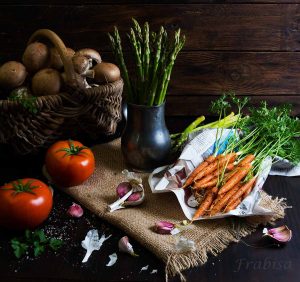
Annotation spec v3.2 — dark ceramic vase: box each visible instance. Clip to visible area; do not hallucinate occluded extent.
[121,103,171,171]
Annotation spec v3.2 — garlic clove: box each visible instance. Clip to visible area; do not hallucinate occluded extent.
[116,182,132,198]
[263,225,292,243]
[123,190,144,206]
[109,171,145,212]
[127,192,142,202]
[155,221,175,235]
[67,203,84,218]
[118,236,139,257]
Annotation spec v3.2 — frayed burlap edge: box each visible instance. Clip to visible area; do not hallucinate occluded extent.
[164,193,288,282]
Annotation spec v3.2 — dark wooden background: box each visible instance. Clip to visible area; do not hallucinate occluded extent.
[1,0,300,116]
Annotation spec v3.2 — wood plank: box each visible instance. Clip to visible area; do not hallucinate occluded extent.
[165,95,300,116]
[0,4,299,52]
[1,51,300,97]
[2,1,300,4]
[168,51,300,96]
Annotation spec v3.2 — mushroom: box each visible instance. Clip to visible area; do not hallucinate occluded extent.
[61,71,87,90]
[22,42,49,73]
[92,62,120,84]
[74,48,101,68]
[49,47,75,70]
[72,55,95,79]
[0,61,27,90]
[31,68,62,96]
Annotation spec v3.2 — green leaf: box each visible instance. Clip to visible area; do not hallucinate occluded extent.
[34,229,47,243]
[49,238,63,251]
[11,238,28,258]
[25,230,32,241]
[33,241,45,257]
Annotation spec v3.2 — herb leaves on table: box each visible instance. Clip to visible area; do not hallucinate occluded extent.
[11,229,63,258]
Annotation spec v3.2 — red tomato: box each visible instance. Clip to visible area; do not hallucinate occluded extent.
[45,140,95,187]
[0,178,53,230]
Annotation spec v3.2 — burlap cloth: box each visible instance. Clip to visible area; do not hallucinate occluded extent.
[65,139,287,281]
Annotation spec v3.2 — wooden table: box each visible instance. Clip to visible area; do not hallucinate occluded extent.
[0,117,299,282]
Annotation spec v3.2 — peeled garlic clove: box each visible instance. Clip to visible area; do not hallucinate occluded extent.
[155,221,175,235]
[118,236,138,256]
[263,225,292,243]
[67,203,84,218]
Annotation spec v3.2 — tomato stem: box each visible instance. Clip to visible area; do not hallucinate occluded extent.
[56,140,88,157]
[1,180,38,195]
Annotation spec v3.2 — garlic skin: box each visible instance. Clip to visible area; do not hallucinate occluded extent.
[263,225,292,243]
[155,221,175,235]
[81,230,111,263]
[118,236,138,256]
[175,237,196,252]
[106,253,118,267]
[67,203,84,218]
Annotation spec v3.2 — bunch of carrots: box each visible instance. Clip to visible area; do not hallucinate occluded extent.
[183,153,257,220]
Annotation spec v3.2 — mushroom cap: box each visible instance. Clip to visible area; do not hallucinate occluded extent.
[0,61,27,90]
[72,55,90,74]
[22,42,49,73]
[93,62,120,84]
[31,68,62,96]
[50,47,75,70]
[75,48,101,64]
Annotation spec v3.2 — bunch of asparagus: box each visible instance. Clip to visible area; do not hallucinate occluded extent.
[108,18,185,106]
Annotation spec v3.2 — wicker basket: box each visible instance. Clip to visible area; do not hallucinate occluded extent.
[0,29,123,154]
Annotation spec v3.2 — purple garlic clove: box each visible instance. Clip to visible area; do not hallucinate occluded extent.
[118,236,138,256]
[263,225,292,243]
[67,203,84,218]
[155,221,175,235]
[127,192,142,202]
[116,182,132,198]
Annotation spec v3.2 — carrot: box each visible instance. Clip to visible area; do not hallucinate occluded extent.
[242,185,253,199]
[218,163,252,195]
[183,161,209,188]
[194,174,214,187]
[237,154,255,167]
[197,178,218,189]
[192,191,215,220]
[210,186,218,193]
[195,162,235,187]
[209,184,240,216]
[226,177,257,205]
[224,163,235,171]
[224,197,242,212]
[205,155,216,163]
[194,153,236,181]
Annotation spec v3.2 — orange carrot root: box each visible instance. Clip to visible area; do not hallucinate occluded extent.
[209,184,241,216]
[194,153,236,182]
[218,163,252,195]
[238,154,255,167]
[224,197,242,212]
[192,191,215,220]
[183,161,209,188]
[226,177,257,205]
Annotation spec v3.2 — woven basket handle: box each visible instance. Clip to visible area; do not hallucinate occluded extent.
[27,29,79,88]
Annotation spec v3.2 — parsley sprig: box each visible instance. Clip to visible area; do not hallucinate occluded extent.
[11,229,63,258]
[9,88,38,114]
